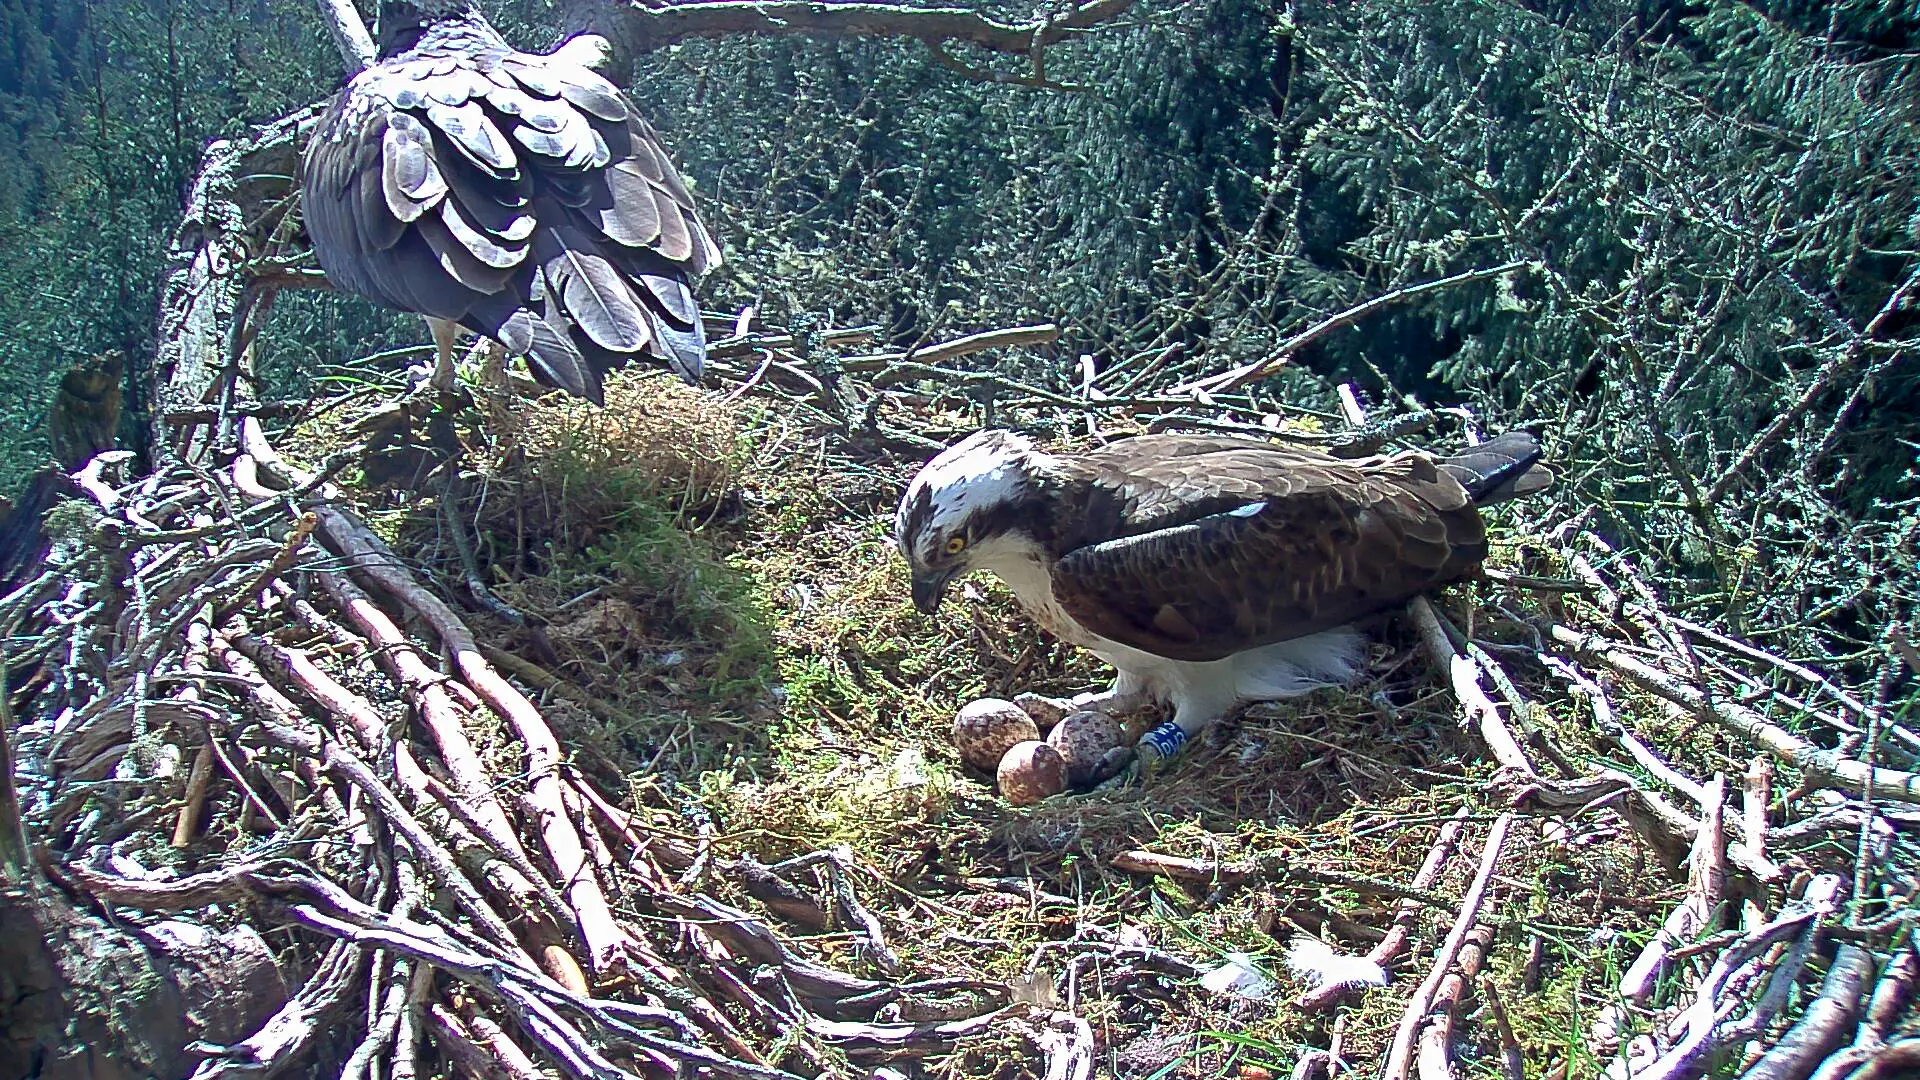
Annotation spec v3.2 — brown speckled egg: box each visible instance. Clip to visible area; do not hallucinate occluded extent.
[1013,692,1069,731]
[1046,710,1126,786]
[996,740,1068,806]
[953,698,1040,771]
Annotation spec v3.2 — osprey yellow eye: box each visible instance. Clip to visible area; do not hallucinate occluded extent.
[943,536,967,555]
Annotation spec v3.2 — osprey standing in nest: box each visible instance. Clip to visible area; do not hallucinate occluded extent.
[300,0,719,403]
[894,429,1553,765]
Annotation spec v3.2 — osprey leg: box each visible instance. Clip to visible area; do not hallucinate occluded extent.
[1066,672,1153,717]
[427,316,460,392]
[477,340,520,437]
[1135,707,1222,767]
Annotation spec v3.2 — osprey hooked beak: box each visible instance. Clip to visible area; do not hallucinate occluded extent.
[910,567,958,615]
[897,427,1047,616]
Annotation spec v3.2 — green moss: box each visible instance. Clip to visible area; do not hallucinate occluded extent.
[556,496,778,708]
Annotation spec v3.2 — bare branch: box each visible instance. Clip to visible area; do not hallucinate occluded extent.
[1618,776,1727,1004]
[1173,262,1531,396]
[581,0,1137,55]
[1382,813,1516,1080]
[1744,944,1877,1080]
[1409,597,1537,777]
[1301,808,1471,1011]
[1551,624,1920,803]
[850,322,1060,375]
[1624,875,1846,1080]
[312,0,375,72]
[1707,260,1920,505]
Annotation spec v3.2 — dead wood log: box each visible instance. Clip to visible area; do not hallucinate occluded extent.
[1,874,286,1080]
[150,109,310,465]
[310,0,374,71]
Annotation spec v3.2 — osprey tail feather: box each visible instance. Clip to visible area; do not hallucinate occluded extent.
[1439,431,1554,506]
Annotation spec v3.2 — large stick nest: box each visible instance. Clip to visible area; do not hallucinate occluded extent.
[3,111,1917,1080]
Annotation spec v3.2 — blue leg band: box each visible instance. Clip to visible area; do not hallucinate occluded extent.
[1137,720,1189,762]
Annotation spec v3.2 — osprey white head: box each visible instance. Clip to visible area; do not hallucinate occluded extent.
[894,429,1052,613]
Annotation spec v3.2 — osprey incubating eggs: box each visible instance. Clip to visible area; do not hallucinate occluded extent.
[894,429,1553,764]
[301,0,719,403]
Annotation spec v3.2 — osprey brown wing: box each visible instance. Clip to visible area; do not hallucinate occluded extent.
[1049,448,1489,662]
[1075,434,1337,532]
[300,19,719,402]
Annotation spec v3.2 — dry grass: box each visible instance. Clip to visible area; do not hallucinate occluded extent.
[290,373,1742,1078]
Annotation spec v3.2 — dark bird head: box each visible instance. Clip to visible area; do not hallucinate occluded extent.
[894,429,1056,614]
[376,0,481,54]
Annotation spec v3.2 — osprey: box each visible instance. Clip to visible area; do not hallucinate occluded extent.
[300,0,719,403]
[894,429,1553,764]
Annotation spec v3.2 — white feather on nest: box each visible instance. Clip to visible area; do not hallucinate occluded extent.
[1284,936,1389,992]
[1198,952,1276,1000]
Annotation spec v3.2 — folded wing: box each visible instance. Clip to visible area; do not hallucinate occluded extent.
[301,25,719,402]
[1050,441,1489,662]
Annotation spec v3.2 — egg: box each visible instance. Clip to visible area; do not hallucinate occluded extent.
[996,740,1068,805]
[1046,710,1127,787]
[1012,692,1069,731]
[952,698,1040,771]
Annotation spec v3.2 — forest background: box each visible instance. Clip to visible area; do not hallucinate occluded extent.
[1,0,1915,689]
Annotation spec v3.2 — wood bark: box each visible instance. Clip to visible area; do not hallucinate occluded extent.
[0,878,285,1080]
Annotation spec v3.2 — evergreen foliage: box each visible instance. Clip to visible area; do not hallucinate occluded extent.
[0,0,350,479]
[0,0,1912,667]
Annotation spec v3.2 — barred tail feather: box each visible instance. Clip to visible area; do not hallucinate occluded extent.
[1440,431,1555,506]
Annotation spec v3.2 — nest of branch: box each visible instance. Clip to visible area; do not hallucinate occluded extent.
[8,121,1918,1073]
[8,337,1917,1079]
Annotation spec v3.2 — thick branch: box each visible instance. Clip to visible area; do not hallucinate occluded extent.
[1550,624,1920,803]
[151,109,311,465]
[1618,776,1727,1003]
[853,323,1060,379]
[577,0,1138,60]
[1743,944,1876,1080]
[1410,597,1537,777]
[1628,875,1845,1080]
[1382,813,1515,1080]
[313,0,374,72]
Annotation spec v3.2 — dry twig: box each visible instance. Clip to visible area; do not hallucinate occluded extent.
[1382,813,1516,1080]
